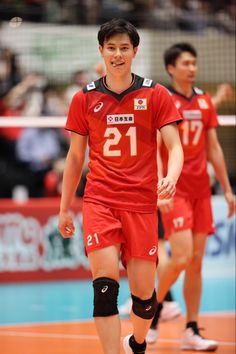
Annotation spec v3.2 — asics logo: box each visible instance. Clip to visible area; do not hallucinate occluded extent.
[145,305,152,311]
[94,102,104,112]
[101,286,108,293]
[149,246,157,256]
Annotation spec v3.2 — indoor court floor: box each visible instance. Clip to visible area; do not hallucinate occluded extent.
[0,276,235,354]
[0,314,235,354]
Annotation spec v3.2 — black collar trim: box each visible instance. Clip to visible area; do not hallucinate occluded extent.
[167,86,196,101]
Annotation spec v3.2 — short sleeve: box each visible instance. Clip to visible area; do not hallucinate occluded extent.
[204,94,219,129]
[153,84,182,129]
[65,90,89,135]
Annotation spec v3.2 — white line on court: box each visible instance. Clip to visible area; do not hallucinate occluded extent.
[0,330,234,347]
[0,311,234,328]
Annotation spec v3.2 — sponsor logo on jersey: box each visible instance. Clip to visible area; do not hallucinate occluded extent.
[94,102,104,112]
[142,78,153,87]
[107,114,134,124]
[134,98,147,110]
[182,110,202,120]
[87,81,96,91]
[149,246,157,256]
[198,98,209,109]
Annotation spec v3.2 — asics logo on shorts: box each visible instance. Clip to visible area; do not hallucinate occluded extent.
[94,102,104,112]
[149,246,157,256]
[101,286,108,293]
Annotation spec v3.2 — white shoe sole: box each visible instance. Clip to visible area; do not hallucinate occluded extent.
[181,343,218,351]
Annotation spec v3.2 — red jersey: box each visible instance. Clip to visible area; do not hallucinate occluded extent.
[161,86,219,198]
[66,75,181,212]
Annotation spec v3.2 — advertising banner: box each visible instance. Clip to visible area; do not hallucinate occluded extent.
[0,196,235,283]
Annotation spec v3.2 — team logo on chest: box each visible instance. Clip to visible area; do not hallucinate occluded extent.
[134,98,147,110]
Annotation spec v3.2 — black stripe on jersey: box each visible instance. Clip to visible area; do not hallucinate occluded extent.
[83,74,156,101]
[65,128,88,136]
[167,86,205,100]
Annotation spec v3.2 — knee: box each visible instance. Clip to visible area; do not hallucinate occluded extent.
[172,255,191,272]
[93,277,119,317]
[131,290,157,320]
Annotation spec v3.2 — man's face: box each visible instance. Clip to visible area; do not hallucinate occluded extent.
[167,51,198,85]
[99,34,138,76]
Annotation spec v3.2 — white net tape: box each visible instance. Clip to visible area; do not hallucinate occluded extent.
[0,115,235,128]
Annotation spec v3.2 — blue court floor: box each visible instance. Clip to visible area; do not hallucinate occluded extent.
[0,268,235,326]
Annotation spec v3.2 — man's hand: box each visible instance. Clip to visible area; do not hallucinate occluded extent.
[158,198,174,213]
[158,177,176,200]
[58,211,75,238]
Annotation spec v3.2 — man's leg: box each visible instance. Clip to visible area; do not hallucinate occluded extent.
[181,233,218,351]
[157,229,193,303]
[183,233,207,322]
[126,259,157,342]
[147,229,193,344]
[88,244,121,354]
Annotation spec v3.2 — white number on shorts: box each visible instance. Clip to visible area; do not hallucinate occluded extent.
[173,217,184,228]
[87,233,100,246]
[103,127,137,156]
[181,120,203,146]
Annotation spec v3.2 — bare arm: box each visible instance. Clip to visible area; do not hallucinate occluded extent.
[58,132,88,237]
[206,128,235,217]
[158,123,183,200]
[156,130,163,181]
[156,130,173,212]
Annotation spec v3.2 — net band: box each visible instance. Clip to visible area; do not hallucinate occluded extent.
[0,116,235,128]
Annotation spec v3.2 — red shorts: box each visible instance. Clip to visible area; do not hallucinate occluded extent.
[161,196,215,239]
[82,202,158,267]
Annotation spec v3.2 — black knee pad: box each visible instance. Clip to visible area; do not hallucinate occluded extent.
[93,277,119,317]
[131,290,157,320]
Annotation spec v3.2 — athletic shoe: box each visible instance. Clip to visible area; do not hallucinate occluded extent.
[181,327,218,351]
[119,298,132,316]
[160,301,182,321]
[123,335,133,354]
[146,328,158,344]
[123,334,147,354]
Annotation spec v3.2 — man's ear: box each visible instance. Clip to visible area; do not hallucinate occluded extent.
[167,64,174,76]
[99,45,103,56]
[133,47,138,57]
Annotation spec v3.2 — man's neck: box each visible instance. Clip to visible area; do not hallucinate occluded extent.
[105,73,133,94]
[172,81,193,98]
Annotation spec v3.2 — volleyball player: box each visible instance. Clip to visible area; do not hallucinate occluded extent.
[146,42,235,351]
[58,18,183,354]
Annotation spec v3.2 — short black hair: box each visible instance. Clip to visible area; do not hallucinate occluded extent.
[98,18,140,48]
[164,42,197,68]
